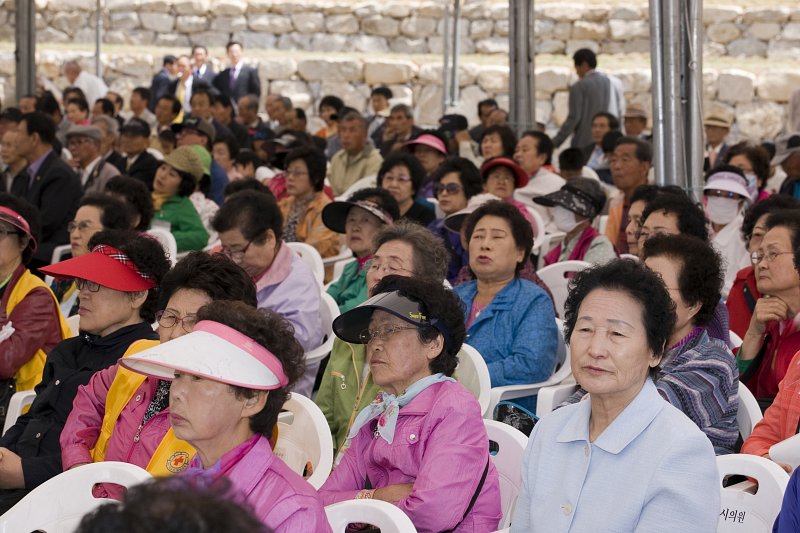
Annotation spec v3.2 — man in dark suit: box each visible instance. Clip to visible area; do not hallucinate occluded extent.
[119,118,159,190]
[149,55,176,112]
[191,45,216,85]
[11,112,81,269]
[704,115,732,172]
[212,41,261,102]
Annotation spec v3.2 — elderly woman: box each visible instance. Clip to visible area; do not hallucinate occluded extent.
[151,146,209,252]
[278,146,340,259]
[403,132,449,197]
[121,300,331,533]
[480,157,537,230]
[737,210,800,409]
[0,229,169,512]
[511,259,719,532]
[726,194,799,338]
[61,252,257,476]
[323,187,399,313]
[724,141,772,203]
[316,221,449,453]
[53,194,133,316]
[479,124,517,161]
[535,177,616,266]
[212,190,321,396]
[623,185,686,257]
[0,194,69,405]
[427,157,484,282]
[454,201,558,411]
[377,152,435,226]
[320,276,502,532]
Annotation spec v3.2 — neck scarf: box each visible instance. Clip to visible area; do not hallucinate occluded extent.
[346,373,455,444]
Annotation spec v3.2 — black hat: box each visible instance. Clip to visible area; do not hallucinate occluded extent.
[533,177,606,219]
[171,116,215,143]
[322,199,394,234]
[119,117,151,138]
[438,114,468,133]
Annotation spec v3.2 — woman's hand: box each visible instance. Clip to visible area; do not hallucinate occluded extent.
[373,483,414,503]
[740,295,793,360]
[0,447,24,489]
[763,453,793,474]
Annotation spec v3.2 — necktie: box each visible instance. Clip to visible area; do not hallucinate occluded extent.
[229,67,238,90]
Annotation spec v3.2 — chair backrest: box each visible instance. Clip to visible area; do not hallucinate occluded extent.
[737,382,763,441]
[145,228,177,266]
[619,253,639,261]
[335,175,377,201]
[716,454,789,532]
[729,330,743,350]
[535,382,579,418]
[525,206,546,254]
[305,292,341,366]
[484,419,528,529]
[536,260,592,317]
[286,242,325,287]
[329,257,357,288]
[325,499,417,533]
[536,231,566,268]
[596,214,609,235]
[2,390,36,435]
[455,343,491,417]
[50,244,71,265]
[66,314,80,338]
[273,392,334,490]
[0,461,151,532]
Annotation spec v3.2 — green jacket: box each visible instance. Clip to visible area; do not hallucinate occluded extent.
[153,195,208,252]
[326,260,367,314]
[314,338,380,453]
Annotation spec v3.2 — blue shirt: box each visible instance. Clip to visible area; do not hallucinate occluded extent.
[511,379,720,532]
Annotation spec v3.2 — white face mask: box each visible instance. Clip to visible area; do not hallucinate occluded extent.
[705,196,740,226]
[552,205,580,233]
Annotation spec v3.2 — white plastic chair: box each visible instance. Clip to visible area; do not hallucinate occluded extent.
[525,206,546,254]
[737,382,763,441]
[536,260,592,318]
[535,381,579,418]
[145,228,177,267]
[486,318,572,417]
[322,245,354,268]
[325,257,357,290]
[326,499,417,533]
[273,392,333,490]
[50,244,71,265]
[716,454,789,532]
[536,231,567,268]
[597,214,609,235]
[455,343,492,417]
[334,175,377,202]
[619,253,639,261]
[305,292,340,366]
[2,389,35,435]
[0,461,152,533]
[286,242,325,287]
[428,197,445,220]
[485,419,528,529]
[729,330,744,350]
[66,314,80,338]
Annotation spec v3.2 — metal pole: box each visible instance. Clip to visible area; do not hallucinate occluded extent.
[649,0,666,185]
[509,0,535,135]
[95,0,103,77]
[449,0,462,107]
[684,0,704,201]
[441,0,452,114]
[15,0,36,100]
[663,0,686,188]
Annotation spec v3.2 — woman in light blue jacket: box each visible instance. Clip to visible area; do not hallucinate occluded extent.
[453,201,558,413]
[511,260,719,532]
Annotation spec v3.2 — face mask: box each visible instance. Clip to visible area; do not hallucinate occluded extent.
[705,196,740,226]
[552,205,580,233]
[744,171,759,201]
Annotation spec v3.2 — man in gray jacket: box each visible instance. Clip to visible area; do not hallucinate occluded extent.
[553,49,614,150]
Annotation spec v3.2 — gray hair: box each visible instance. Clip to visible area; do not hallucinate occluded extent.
[373,220,449,282]
[91,115,119,137]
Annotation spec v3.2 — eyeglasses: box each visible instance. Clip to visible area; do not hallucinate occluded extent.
[359,324,417,344]
[155,310,198,334]
[220,239,253,262]
[68,221,99,233]
[76,279,101,292]
[382,174,412,184]
[365,259,413,276]
[0,229,19,239]
[487,172,514,183]
[751,249,793,266]
[432,183,463,196]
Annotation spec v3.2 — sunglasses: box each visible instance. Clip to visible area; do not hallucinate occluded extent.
[432,183,463,196]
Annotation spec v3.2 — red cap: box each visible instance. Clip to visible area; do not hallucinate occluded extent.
[480,157,529,189]
[0,206,37,253]
[40,244,157,292]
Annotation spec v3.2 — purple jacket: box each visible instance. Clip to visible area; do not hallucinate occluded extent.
[186,434,332,533]
[319,381,502,533]
[255,242,322,352]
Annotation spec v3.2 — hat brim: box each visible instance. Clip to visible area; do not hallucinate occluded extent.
[120,330,285,390]
[703,182,752,203]
[333,291,427,344]
[772,147,800,166]
[533,189,596,219]
[322,201,390,234]
[403,137,448,157]
[443,212,469,234]
[39,252,155,292]
[481,159,529,189]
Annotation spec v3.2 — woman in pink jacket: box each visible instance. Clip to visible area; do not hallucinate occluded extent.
[320,275,502,533]
[61,252,257,474]
[121,300,331,533]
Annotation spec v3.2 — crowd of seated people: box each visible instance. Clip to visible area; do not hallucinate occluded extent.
[5,45,800,531]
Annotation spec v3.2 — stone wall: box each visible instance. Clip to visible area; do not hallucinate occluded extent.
[1,1,799,58]
[4,49,795,141]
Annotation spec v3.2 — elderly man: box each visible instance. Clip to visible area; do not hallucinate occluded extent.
[376,104,421,157]
[63,60,108,108]
[0,129,26,192]
[11,112,81,268]
[704,115,731,171]
[469,98,498,143]
[605,136,652,253]
[91,114,126,173]
[328,111,383,196]
[65,125,120,195]
[169,55,194,118]
[120,118,159,189]
[624,103,649,139]
[237,94,263,132]
[513,131,566,233]
[127,88,157,131]
[776,134,800,198]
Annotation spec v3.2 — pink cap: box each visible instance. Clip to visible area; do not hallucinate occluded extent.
[403,134,448,156]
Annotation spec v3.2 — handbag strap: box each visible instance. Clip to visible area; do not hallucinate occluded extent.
[441,457,490,533]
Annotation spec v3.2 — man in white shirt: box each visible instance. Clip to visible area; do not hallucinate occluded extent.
[65,124,120,195]
[63,60,108,107]
[512,131,565,233]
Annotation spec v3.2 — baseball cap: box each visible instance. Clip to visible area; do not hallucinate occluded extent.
[172,116,215,143]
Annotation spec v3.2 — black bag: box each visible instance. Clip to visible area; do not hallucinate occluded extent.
[493,401,539,437]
